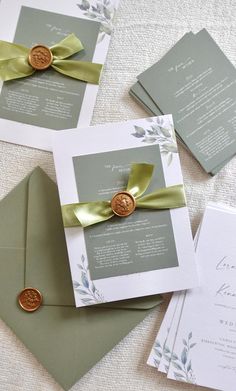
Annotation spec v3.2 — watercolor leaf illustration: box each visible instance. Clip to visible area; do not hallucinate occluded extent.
[77,0,117,42]
[170,332,197,384]
[131,117,177,166]
[152,339,163,367]
[73,254,105,305]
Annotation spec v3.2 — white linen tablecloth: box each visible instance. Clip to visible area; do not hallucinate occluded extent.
[0,0,236,390]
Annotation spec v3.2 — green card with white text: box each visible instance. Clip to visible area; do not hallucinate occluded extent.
[132,30,236,174]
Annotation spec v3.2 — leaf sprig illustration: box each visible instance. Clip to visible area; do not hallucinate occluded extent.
[77,0,117,42]
[151,327,171,369]
[73,254,105,305]
[152,339,162,367]
[171,332,197,383]
[131,117,177,166]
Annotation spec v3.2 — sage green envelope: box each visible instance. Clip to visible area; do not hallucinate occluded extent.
[0,167,162,390]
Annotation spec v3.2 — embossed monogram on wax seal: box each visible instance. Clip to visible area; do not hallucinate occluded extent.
[28,45,53,70]
[111,191,136,217]
[18,287,43,312]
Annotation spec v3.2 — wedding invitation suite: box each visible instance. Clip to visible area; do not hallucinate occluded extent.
[130,30,236,175]
[53,115,198,307]
[148,203,236,391]
[0,0,119,150]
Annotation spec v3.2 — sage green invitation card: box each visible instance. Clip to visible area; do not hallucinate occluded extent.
[0,6,100,130]
[73,145,178,280]
[137,29,236,174]
[130,33,194,119]
[130,33,193,122]
[129,82,163,116]
[130,79,234,175]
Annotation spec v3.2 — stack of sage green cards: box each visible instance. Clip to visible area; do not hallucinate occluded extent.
[130,29,236,175]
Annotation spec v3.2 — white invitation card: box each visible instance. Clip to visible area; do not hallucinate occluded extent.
[149,203,236,391]
[147,292,181,370]
[53,115,197,307]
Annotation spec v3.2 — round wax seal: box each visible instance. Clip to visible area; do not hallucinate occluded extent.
[28,45,53,70]
[111,191,136,217]
[18,287,42,312]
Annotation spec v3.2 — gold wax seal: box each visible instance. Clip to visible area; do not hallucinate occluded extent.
[111,191,136,217]
[28,45,53,70]
[18,287,43,312]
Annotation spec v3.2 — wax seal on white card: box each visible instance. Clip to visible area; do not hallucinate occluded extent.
[111,191,136,217]
[18,287,43,312]
[28,45,53,70]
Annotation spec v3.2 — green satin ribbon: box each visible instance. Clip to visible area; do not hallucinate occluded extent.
[0,33,102,83]
[62,163,186,228]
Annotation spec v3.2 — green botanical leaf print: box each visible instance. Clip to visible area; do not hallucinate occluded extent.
[134,125,146,136]
[181,348,188,365]
[131,118,177,166]
[77,0,117,42]
[170,332,197,384]
[73,255,105,304]
[172,361,183,371]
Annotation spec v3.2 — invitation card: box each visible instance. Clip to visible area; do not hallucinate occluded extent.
[129,82,162,117]
[147,291,181,371]
[148,203,236,391]
[131,30,236,175]
[0,0,119,150]
[53,115,198,307]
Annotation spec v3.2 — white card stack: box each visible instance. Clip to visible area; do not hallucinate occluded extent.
[148,203,236,391]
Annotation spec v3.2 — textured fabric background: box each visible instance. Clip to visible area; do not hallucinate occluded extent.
[0,0,236,390]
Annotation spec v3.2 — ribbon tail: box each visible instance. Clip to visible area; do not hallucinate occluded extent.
[0,40,30,59]
[126,163,154,198]
[136,185,186,209]
[50,33,84,59]
[0,57,35,81]
[62,201,114,228]
[51,60,103,84]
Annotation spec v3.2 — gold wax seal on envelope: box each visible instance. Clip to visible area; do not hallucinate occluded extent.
[111,191,136,217]
[28,45,53,70]
[18,287,43,312]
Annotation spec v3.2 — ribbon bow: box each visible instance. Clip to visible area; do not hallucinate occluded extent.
[0,33,102,83]
[62,163,186,228]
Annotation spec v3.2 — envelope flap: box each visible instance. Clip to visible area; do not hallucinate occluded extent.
[99,294,163,310]
[25,167,75,306]
[0,174,29,248]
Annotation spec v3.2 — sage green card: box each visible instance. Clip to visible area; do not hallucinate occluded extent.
[0,6,100,130]
[73,145,178,280]
[137,29,236,174]
[130,81,234,175]
[129,34,193,118]
[129,81,163,116]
